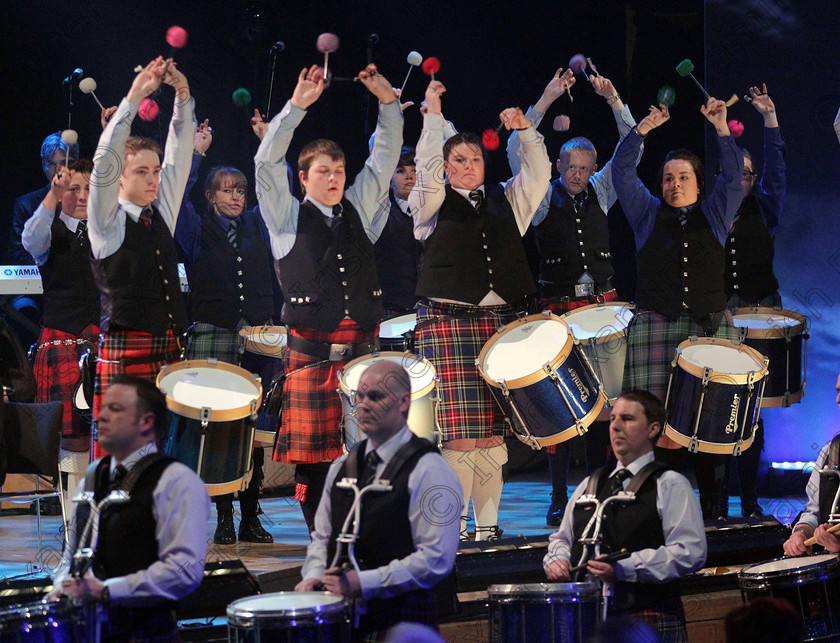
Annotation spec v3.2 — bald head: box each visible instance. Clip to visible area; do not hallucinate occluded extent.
[355,360,412,447]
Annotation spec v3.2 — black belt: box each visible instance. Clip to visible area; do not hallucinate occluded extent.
[288,334,376,361]
[541,278,615,301]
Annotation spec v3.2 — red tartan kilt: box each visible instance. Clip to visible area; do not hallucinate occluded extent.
[272,320,374,465]
[33,325,100,440]
[92,329,180,459]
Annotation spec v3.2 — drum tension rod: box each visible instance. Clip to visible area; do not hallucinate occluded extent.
[200,406,211,430]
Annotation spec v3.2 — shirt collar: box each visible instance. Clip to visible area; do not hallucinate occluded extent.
[303,194,339,218]
[609,450,655,478]
[564,184,589,201]
[452,186,484,202]
[110,442,158,475]
[214,212,236,231]
[365,425,412,464]
[394,196,412,215]
[119,198,147,223]
[59,212,84,232]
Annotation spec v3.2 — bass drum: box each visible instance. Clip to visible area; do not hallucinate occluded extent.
[157,360,262,496]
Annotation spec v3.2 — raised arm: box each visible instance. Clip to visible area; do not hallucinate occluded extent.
[501,107,551,234]
[700,97,744,242]
[174,121,212,263]
[748,84,785,231]
[22,169,71,265]
[408,81,448,241]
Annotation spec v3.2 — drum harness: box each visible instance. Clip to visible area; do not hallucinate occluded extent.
[571,462,667,621]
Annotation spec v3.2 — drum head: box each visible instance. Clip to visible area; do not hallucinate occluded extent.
[157,360,262,420]
[379,313,417,339]
[679,339,766,383]
[340,352,435,399]
[227,591,347,627]
[732,308,806,339]
[564,303,634,342]
[481,316,570,383]
[742,553,840,576]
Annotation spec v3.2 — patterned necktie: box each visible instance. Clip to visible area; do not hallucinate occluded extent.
[677,206,691,227]
[75,219,87,240]
[227,218,240,247]
[573,191,586,213]
[360,450,381,487]
[468,189,484,211]
[139,206,153,228]
[606,468,633,497]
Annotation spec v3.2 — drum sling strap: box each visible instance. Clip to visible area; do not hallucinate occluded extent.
[584,461,669,497]
[344,436,435,485]
[828,434,840,469]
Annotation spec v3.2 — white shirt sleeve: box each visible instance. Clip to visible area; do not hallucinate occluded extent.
[21,202,55,265]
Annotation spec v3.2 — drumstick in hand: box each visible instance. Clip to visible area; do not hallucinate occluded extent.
[803,523,840,547]
[568,548,630,575]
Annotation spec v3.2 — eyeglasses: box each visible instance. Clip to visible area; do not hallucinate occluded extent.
[741,170,757,180]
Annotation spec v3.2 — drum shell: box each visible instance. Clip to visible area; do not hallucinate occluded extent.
[227,591,350,643]
[378,313,417,353]
[488,582,601,643]
[739,333,804,406]
[0,599,85,641]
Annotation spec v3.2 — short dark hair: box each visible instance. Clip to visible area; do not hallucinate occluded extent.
[617,390,667,442]
[656,149,705,204]
[124,136,162,159]
[397,146,416,169]
[298,139,345,176]
[109,374,168,437]
[442,132,487,164]
[68,158,93,175]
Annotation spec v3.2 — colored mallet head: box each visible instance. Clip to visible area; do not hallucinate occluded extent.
[79,77,106,110]
[400,51,424,95]
[657,85,676,108]
[61,129,78,146]
[482,128,500,151]
[138,98,160,121]
[727,119,745,137]
[422,57,441,81]
[675,58,710,100]
[569,53,589,80]
[316,32,339,81]
[166,25,188,49]
[553,114,571,132]
[232,87,252,107]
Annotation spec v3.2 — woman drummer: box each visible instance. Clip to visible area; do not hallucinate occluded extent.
[611,96,744,519]
[175,120,279,544]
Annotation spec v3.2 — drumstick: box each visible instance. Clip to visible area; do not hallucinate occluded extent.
[803,523,840,546]
[568,548,630,575]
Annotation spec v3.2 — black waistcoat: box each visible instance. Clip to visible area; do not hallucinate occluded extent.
[415,185,536,304]
[571,464,677,612]
[374,194,423,311]
[186,209,275,329]
[91,210,187,335]
[819,435,840,522]
[538,181,613,297]
[275,199,382,332]
[725,195,780,302]
[636,205,725,320]
[38,215,100,335]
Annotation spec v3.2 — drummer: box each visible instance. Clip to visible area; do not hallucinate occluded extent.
[544,390,706,641]
[507,69,642,527]
[295,360,461,637]
[255,64,403,531]
[611,96,744,519]
[408,79,550,541]
[47,375,210,641]
[782,374,840,556]
[175,121,276,545]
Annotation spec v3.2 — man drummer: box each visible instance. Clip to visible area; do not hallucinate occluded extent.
[47,375,210,641]
[782,374,840,556]
[295,360,461,637]
[507,69,642,527]
[544,390,706,641]
[255,64,402,531]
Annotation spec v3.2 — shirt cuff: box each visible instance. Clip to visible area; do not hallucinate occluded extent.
[516,126,539,144]
[615,559,635,583]
[104,577,130,603]
[358,569,380,600]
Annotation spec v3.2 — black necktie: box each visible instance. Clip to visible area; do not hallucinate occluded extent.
[112,464,128,486]
[75,219,87,240]
[227,218,240,247]
[572,192,586,213]
[677,206,691,227]
[468,190,483,211]
[139,206,153,228]
[606,468,633,496]
[360,450,381,487]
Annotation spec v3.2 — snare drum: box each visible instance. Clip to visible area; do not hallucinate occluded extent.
[477,312,607,449]
[488,582,601,643]
[378,313,417,352]
[239,325,287,436]
[157,360,262,496]
[563,302,634,404]
[239,325,288,358]
[739,554,840,641]
[732,308,808,407]
[0,599,85,642]
[227,592,350,643]
[665,337,768,454]
[338,351,438,448]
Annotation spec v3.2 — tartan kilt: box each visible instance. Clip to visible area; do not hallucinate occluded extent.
[272,319,372,465]
[33,325,100,442]
[632,605,688,643]
[93,328,181,458]
[541,289,619,315]
[622,308,738,401]
[186,320,246,366]
[415,299,521,441]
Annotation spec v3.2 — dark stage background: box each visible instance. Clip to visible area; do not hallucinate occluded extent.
[1,1,837,468]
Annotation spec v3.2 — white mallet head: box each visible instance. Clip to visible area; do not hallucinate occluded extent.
[407,51,423,66]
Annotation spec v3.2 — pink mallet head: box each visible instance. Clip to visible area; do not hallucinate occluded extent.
[553,115,571,132]
[569,54,587,74]
[316,33,340,54]
[166,25,188,49]
[422,57,441,76]
[482,129,500,151]
[138,98,160,121]
[727,119,745,138]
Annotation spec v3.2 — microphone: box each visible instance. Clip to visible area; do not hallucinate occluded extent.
[62,68,84,86]
[367,33,379,46]
[270,41,285,54]
[366,34,379,65]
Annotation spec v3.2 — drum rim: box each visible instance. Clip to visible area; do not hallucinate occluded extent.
[156,359,263,421]
[238,325,288,356]
[338,351,436,400]
[226,591,347,625]
[664,423,756,455]
[738,554,840,589]
[379,312,418,338]
[731,307,808,339]
[563,301,635,344]
[675,337,768,385]
[477,312,575,390]
[488,581,602,599]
